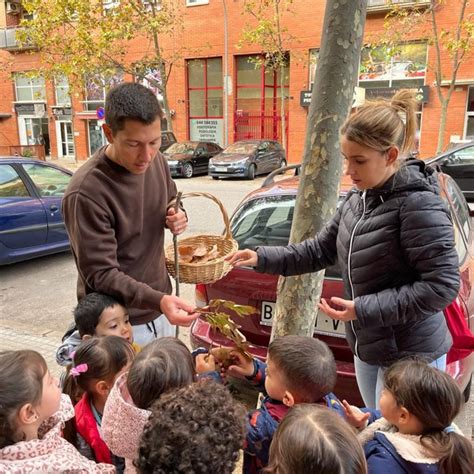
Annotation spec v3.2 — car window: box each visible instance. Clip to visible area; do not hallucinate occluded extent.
[166,143,196,154]
[232,195,295,249]
[231,194,342,278]
[0,164,29,197]
[445,177,470,263]
[196,145,206,154]
[22,164,71,197]
[207,143,218,152]
[450,145,474,164]
[224,142,258,154]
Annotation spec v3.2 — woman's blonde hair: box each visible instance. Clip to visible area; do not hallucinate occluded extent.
[341,89,418,156]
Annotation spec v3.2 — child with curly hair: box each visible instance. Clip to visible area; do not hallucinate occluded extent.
[215,335,345,473]
[135,380,246,474]
[265,404,367,474]
[102,337,219,473]
[344,359,473,474]
[0,350,114,473]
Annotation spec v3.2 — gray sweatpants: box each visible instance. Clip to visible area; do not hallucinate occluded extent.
[132,314,176,347]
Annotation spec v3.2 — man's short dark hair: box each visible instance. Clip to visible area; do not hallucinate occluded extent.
[105,82,163,135]
[268,335,336,403]
[74,292,122,337]
[135,381,246,474]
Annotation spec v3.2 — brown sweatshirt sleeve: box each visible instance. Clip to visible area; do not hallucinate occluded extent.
[63,191,165,311]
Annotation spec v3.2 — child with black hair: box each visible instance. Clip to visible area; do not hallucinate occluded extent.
[215,335,345,473]
[63,336,135,472]
[344,359,473,474]
[56,292,137,369]
[135,380,246,474]
[102,337,217,473]
[265,404,367,474]
[0,350,114,473]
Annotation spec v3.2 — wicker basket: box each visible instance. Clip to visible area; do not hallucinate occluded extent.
[165,192,238,284]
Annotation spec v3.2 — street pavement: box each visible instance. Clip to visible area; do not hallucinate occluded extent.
[0,167,472,438]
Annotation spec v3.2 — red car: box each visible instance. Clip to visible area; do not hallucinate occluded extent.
[191,166,474,405]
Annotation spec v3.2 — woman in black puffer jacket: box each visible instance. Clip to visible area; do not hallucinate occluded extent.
[228,90,459,408]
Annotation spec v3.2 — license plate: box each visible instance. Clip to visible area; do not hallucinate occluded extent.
[215,166,227,172]
[261,301,346,338]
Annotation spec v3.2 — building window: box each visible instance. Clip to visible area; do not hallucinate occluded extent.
[465,87,474,140]
[88,120,106,156]
[135,67,169,129]
[55,76,71,106]
[186,0,209,6]
[358,43,427,150]
[14,74,46,102]
[235,54,289,143]
[309,49,319,90]
[188,58,223,118]
[83,70,124,111]
[103,0,120,11]
[187,58,223,145]
[358,42,427,90]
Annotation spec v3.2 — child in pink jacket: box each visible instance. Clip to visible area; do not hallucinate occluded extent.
[102,337,219,473]
[0,350,114,474]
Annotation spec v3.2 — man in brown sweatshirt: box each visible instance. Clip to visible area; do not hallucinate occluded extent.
[62,82,198,345]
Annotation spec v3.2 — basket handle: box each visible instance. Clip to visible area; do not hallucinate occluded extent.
[180,191,233,240]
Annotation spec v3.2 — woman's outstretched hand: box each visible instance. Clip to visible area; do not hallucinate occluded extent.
[318,297,357,321]
[226,249,258,267]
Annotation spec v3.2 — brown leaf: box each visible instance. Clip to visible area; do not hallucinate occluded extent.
[178,245,195,258]
[193,244,208,257]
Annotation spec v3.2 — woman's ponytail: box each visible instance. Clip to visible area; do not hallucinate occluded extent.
[391,89,418,156]
[341,89,418,157]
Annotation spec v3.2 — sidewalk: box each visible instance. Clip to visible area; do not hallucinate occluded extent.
[47,156,85,172]
[0,326,63,376]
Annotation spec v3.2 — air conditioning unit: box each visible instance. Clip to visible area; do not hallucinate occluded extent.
[6,2,21,15]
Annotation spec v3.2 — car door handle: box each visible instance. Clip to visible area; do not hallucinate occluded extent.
[50,205,59,213]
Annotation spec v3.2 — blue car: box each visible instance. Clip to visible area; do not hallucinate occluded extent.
[0,157,73,265]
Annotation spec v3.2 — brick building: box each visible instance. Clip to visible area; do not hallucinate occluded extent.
[0,0,473,162]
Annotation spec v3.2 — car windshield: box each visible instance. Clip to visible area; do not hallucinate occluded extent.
[231,194,343,278]
[223,143,258,154]
[166,143,197,154]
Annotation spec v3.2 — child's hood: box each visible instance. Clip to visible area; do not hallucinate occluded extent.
[0,394,74,460]
[102,372,150,462]
[359,417,444,465]
[55,329,82,366]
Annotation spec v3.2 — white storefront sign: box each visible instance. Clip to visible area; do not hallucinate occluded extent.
[190,119,224,146]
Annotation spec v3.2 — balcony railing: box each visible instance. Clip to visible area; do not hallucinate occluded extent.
[367,0,431,13]
[0,27,36,51]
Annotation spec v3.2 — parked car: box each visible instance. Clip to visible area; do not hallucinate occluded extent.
[164,141,223,178]
[208,140,286,180]
[427,141,474,201]
[0,157,72,265]
[160,131,177,153]
[191,166,474,405]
